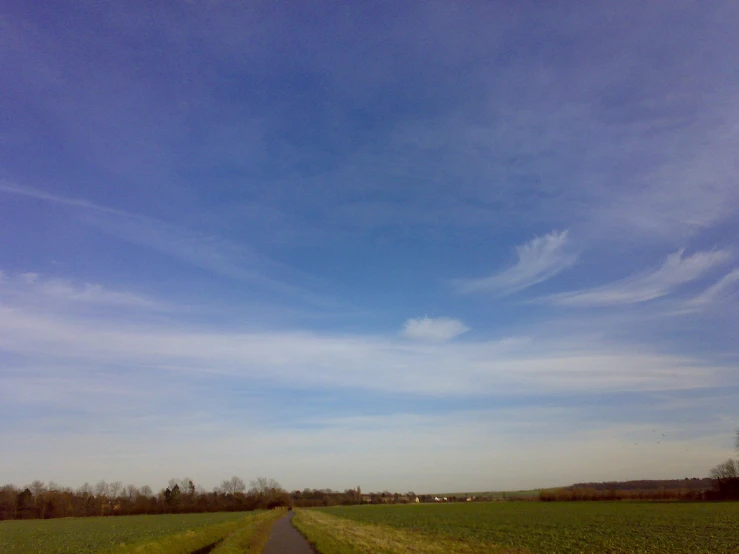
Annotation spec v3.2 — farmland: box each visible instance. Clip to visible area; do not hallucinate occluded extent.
[295,502,739,553]
[0,510,276,553]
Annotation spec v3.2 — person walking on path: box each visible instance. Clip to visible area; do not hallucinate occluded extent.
[262,511,315,554]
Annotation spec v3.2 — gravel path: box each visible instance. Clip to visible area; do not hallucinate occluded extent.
[262,512,315,554]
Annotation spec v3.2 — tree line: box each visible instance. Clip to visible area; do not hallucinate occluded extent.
[707,428,739,500]
[539,477,715,502]
[540,487,711,502]
[566,478,713,492]
[0,477,491,521]
[0,476,291,520]
[0,478,423,520]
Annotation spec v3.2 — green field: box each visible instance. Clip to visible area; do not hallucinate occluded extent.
[0,511,254,553]
[300,502,739,553]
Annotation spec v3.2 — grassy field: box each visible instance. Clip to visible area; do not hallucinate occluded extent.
[0,510,280,553]
[295,502,739,553]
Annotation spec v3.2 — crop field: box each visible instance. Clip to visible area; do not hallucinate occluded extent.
[296,502,739,553]
[0,511,258,553]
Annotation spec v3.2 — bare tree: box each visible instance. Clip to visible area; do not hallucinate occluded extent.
[94,481,109,498]
[220,476,246,495]
[125,484,139,501]
[29,480,46,497]
[94,481,111,515]
[249,477,288,508]
[709,459,739,481]
[139,485,153,498]
[27,480,46,509]
[249,477,282,496]
[78,482,93,496]
[109,481,123,500]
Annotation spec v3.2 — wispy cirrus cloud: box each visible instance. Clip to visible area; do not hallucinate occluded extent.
[551,249,730,307]
[684,269,739,309]
[456,230,577,294]
[0,180,122,215]
[401,316,469,342]
[0,182,330,306]
[0,270,162,309]
[0,294,732,396]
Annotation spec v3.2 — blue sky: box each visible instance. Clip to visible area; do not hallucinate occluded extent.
[1,1,738,493]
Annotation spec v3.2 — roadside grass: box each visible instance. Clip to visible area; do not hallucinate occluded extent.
[0,511,263,554]
[293,508,526,554]
[211,509,284,554]
[312,502,739,553]
[104,515,255,554]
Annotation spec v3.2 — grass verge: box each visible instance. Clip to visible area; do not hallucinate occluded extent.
[211,509,284,554]
[102,511,271,554]
[293,508,525,554]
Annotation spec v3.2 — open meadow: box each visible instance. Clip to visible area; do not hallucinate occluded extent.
[0,510,281,554]
[295,502,739,554]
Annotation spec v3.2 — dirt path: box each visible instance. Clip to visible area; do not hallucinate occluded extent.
[261,512,315,554]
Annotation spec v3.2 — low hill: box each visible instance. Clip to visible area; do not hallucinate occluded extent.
[566,478,712,492]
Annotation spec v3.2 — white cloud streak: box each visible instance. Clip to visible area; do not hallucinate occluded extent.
[0,180,123,215]
[0,182,331,306]
[0,301,732,397]
[457,230,577,294]
[594,99,739,239]
[401,316,469,342]
[0,270,161,309]
[684,269,739,309]
[39,280,157,308]
[551,249,731,307]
